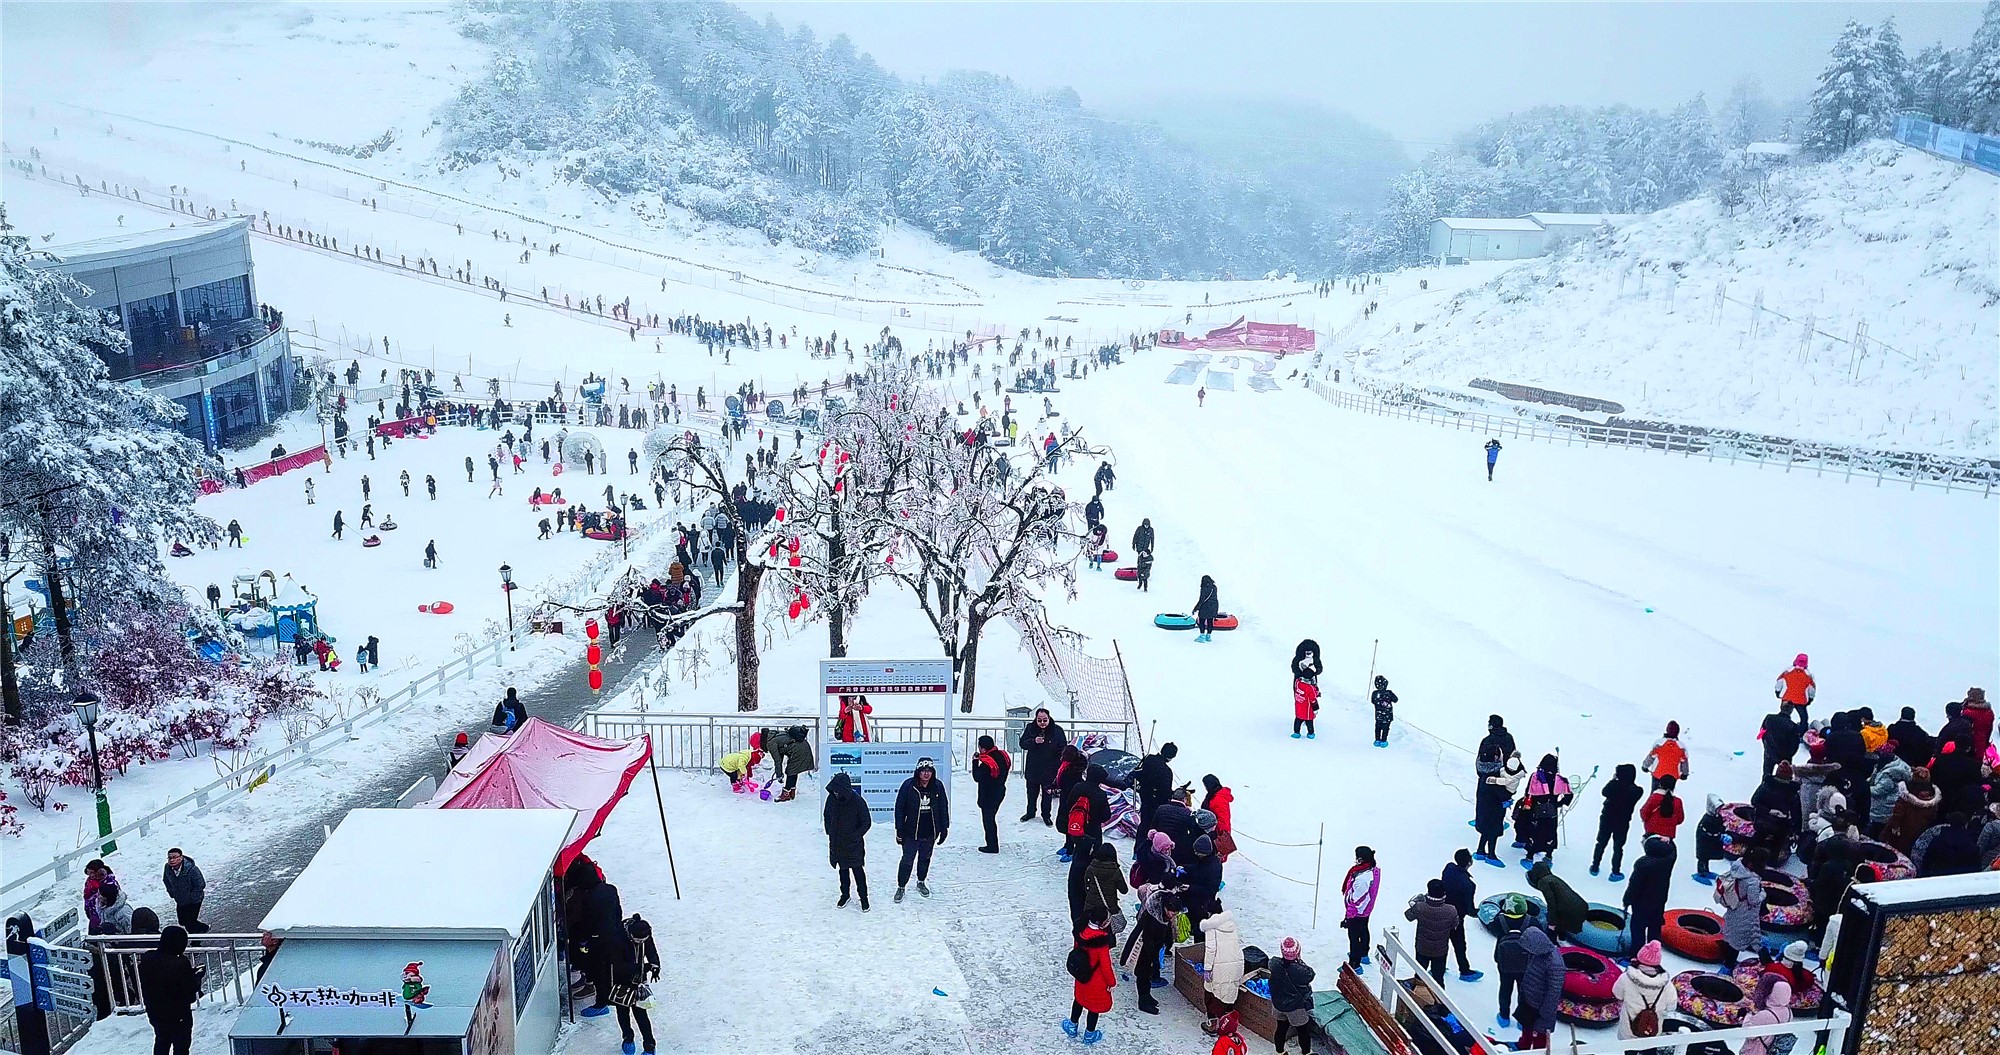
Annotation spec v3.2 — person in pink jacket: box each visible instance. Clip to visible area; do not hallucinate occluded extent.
[1340,845,1380,971]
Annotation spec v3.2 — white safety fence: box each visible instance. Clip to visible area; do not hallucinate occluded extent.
[573,711,1136,774]
[1308,380,1997,496]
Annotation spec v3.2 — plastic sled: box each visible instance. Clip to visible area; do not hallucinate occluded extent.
[1154,613,1196,630]
[1099,549,1119,562]
[1213,613,1240,631]
[362,536,382,548]
[1114,567,1138,581]
[418,601,456,615]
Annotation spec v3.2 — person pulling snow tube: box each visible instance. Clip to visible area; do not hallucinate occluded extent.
[1115,567,1139,581]
[1571,903,1633,956]
[1560,946,1622,1003]
[1661,908,1730,963]
[1477,893,1545,936]
[1757,869,1813,930]
[1729,961,1823,1011]
[1673,970,1754,1027]
[1850,837,1916,881]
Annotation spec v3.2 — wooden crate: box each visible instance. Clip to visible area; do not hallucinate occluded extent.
[1172,944,1278,1040]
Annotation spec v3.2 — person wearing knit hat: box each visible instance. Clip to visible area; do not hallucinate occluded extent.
[1776,653,1816,721]
[1403,879,1459,984]
[1269,938,1317,1054]
[1611,939,1672,1040]
[892,759,948,902]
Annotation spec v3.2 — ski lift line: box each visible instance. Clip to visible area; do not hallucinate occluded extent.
[50,103,987,309]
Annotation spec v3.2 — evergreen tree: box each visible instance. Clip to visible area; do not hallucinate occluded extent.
[1911,44,1963,124]
[0,207,217,692]
[1872,16,1914,110]
[1964,0,2000,132]
[1805,21,1897,157]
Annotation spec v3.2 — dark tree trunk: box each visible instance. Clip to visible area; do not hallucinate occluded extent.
[957,611,990,714]
[734,559,765,712]
[41,532,78,682]
[826,507,847,658]
[0,584,21,722]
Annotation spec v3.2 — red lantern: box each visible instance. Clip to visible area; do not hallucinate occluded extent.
[588,668,604,691]
[789,555,801,568]
[774,508,786,522]
[788,601,802,619]
[787,537,801,552]
[799,594,811,609]
[587,644,601,666]
[585,619,600,642]
[769,542,780,558]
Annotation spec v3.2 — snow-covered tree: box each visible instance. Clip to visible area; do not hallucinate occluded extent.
[0,207,217,696]
[1720,78,1774,147]
[1805,21,1899,157]
[658,432,774,711]
[1964,0,2000,132]
[1911,44,1964,125]
[1663,94,1722,202]
[870,377,1101,712]
[1872,16,1915,110]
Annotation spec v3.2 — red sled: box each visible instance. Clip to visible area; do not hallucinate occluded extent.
[1114,567,1138,581]
[418,601,456,615]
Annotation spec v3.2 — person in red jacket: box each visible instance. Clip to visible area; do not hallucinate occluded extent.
[1776,654,1816,720]
[1201,774,1236,861]
[1065,909,1116,1044]
[835,694,873,742]
[1639,776,1686,841]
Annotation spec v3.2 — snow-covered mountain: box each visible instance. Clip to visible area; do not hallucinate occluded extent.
[1335,141,1999,455]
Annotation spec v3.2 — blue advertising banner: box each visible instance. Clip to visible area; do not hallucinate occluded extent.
[1894,114,2000,177]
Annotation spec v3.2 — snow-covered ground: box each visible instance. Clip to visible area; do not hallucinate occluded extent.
[1333,144,2000,455]
[7,6,1998,1054]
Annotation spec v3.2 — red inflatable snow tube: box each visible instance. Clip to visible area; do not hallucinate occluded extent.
[1212,613,1240,631]
[1115,567,1138,581]
[1099,549,1119,562]
[1661,909,1729,964]
[1559,947,1621,1003]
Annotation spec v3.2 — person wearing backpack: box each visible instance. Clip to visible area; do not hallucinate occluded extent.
[1738,975,1797,1055]
[1611,939,1672,1044]
[1063,764,1111,930]
[1064,906,1116,1045]
[1492,903,1531,1027]
[972,735,1012,854]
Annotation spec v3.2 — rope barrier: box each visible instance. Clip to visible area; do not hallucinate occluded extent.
[1226,848,1317,887]
[1229,829,1320,849]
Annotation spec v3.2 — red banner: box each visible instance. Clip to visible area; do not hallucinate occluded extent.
[374,415,431,439]
[201,444,327,497]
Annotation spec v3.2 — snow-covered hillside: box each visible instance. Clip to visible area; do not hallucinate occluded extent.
[1336,142,1999,455]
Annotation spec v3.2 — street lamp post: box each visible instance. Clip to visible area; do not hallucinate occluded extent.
[71,691,114,854]
[499,563,515,648]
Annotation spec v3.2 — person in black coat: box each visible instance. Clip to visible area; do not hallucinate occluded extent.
[1760,704,1806,779]
[1134,742,1179,837]
[1083,495,1104,529]
[491,687,528,733]
[1061,764,1111,929]
[971,736,1011,853]
[1823,711,1871,808]
[1018,709,1067,823]
[1591,763,1645,878]
[1151,794,1197,858]
[563,855,629,1017]
[1182,836,1224,936]
[1131,518,1155,557]
[614,916,661,1053]
[1478,714,1517,768]
[823,771,872,910]
[893,760,949,900]
[138,926,204,1055]
[1621,835,1676,950]
[1440,850,1481,980]
[1887,707,1936,772]
[1191,576,1219,639]
[1473,743,1513,860]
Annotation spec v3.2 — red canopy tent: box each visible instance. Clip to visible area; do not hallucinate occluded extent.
[425,717,654,873]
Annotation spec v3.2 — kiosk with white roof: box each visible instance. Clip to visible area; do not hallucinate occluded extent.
[229,808,575,1055]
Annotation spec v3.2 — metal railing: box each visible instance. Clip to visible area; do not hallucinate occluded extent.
[84,932,268,1016]
[574,711,1136,773]
[1308,380,1997,496]
[0,626,527,919]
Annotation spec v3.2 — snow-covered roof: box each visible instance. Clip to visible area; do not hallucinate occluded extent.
[272,575,317,610]
[40,217,251,269]
[1853,870,2000,908]
[1434,217,1545,232]
[259,808,574,939]
[1519,213,1640,228]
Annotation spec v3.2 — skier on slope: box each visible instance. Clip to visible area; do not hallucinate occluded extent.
[1291,639,1321,740]
[1485,438,1502,481]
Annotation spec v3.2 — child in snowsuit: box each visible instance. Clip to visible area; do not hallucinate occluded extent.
[1592,763,1644,879]
[1693,794,1729,882]
[1291,640,1320,739]
[1067,908,1116,1043]
[1370,676,1397,747]
[719,748,764,793]
[1484,438,1501,481]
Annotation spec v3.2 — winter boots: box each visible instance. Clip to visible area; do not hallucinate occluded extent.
[1195,632,1211,643]
[916,881,931,898]
[775,787,796,803]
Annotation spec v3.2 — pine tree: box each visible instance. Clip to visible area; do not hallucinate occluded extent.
[1721,78,1771,147]
[1911,44,1963,124]
[0,207,217,697]
[1872,16,1914,110]
[1964,0,2000,132]
[1805,21,1897,157]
